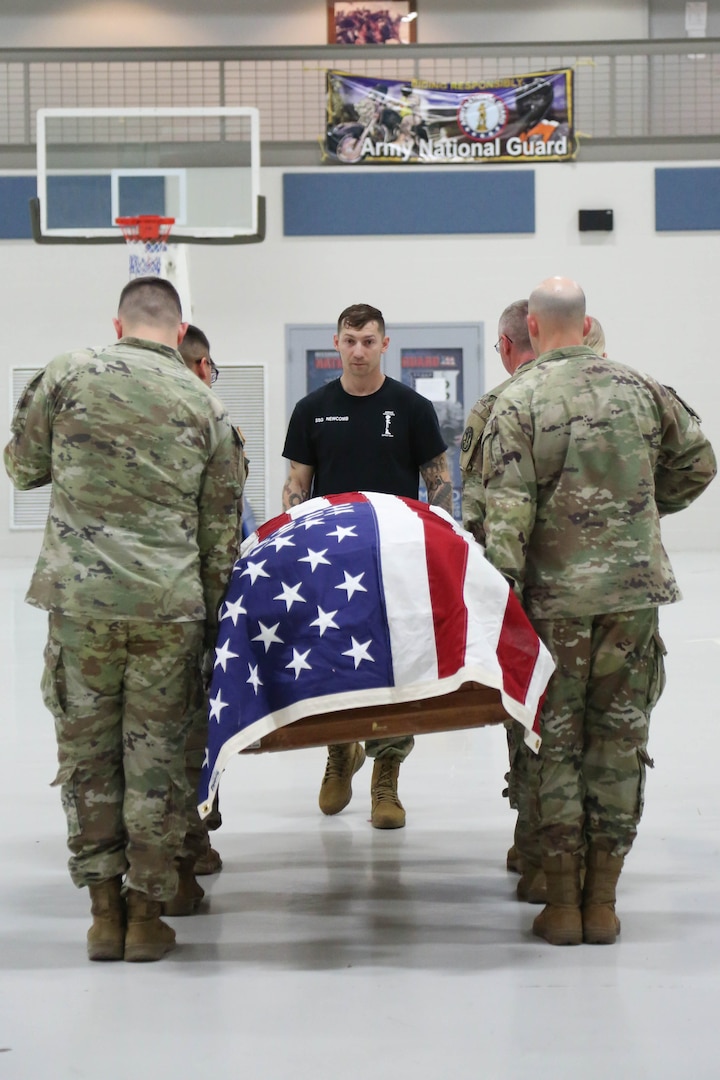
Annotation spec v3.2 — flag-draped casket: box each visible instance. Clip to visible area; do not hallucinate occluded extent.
[198,493,554,817]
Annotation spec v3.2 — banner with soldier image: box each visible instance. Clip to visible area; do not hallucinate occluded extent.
[325,69,575,164]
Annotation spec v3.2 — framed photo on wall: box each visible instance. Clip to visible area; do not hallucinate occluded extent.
[328,2,418,45]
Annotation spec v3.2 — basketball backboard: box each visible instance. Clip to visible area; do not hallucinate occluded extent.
[32,106,264,245]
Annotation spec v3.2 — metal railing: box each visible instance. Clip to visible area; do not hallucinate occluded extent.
[2,40,720,164]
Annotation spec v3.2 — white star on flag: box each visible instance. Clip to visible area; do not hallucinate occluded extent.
[335,570,367,600]
[202,748,209,768]
[342,637,375,669]
[215,639,240,671]
[298,548,331,572]
[209,689,229,722]
[286,648,312,679]
[252,621,284,652]
[327,525,357,543]
[241,559,271,585]
[309,606,340,636]
[267,534,296,552]
[273,581,307,611]
[221,596,247,625]
[247,663,263,694]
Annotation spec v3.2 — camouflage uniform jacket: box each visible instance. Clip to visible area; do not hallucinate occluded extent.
[460,382,508,546]
[4,337,244,629]
[460,361,534,545]
[481,345,717,619]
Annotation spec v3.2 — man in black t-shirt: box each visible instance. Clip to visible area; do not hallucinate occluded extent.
[282,303,451,830]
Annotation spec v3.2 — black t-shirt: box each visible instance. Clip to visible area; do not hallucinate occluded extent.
[282,376,447,498]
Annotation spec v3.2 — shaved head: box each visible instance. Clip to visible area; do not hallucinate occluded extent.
[529,277,586,324]
[527,276,589,353]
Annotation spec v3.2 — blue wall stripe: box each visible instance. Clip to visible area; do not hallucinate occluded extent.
[0,174,172,236]
[0,176,36,238]
[655,167,720,231]
[46,176,112,229]
[118,175,166,218]
[283,171,535,236]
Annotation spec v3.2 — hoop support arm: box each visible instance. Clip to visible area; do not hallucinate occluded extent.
[29,196,266,246]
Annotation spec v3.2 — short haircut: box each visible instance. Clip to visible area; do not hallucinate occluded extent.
[179,324,211,366]
[499,299,531,352]
[117,276,183,329]
[337,303,386,337]
[583,316,606,355]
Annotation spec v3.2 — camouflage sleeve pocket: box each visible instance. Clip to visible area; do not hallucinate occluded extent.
[481,416,505,483]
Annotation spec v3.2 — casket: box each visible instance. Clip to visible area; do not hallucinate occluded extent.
[198,493,554,816]
[240,680,508,752]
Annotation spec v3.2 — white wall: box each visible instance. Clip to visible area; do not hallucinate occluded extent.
[0,0,649,48]
[421,2,648,43]
[2,158,719,561]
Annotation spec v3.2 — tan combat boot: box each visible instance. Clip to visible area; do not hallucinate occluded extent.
[319,742,366,815]
[125,889,176,962]
[516,863,548,904]
[370,759,406,829]
[87,876,125,962]
[582,847,624,945]
[195,837,223,876]
[161,857,205,917]
[506,844,523,874]
[532,853,583,945]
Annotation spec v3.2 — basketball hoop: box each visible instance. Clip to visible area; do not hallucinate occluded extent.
[115,215,176,278]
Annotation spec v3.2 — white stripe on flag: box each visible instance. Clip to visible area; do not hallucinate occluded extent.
[461,532,511,679]
[366,492,439,685]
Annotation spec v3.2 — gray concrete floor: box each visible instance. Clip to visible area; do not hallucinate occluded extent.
[1,553,719,1080]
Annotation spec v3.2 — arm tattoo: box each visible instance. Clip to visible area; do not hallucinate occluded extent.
[420,452,453,515]
[282,479,310,509]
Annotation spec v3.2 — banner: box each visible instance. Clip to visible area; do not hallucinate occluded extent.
[325,69,575,165]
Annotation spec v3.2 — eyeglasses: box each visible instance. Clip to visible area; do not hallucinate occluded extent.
[198,356,219,384]
[494,335,512,354]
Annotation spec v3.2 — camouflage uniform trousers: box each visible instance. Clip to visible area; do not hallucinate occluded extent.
[528,608,666,859]
[365,735,414,761]
[326,735,413,767]
[41,612,204,900]
[504,720,541,868]
[182,674,222,862]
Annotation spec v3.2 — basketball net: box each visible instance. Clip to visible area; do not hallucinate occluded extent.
[115,215,176,278]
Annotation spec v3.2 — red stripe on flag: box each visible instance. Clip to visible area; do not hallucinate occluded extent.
[416,505,468,678]
[255,510,291,543]
[254,493,367,544]
[496,591,541,707]
[325,492,369,507]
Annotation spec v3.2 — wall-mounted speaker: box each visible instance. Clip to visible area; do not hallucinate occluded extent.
[579,209,613,232]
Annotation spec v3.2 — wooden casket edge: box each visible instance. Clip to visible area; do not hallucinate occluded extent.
[241,681,510,753]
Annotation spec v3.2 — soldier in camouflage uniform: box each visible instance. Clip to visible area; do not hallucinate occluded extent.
[4,278,244,962]
[174,324,227,890]
[480,276,716,946]
[173,324,250,893]
[460,300,545,903]
[462,308,610,906]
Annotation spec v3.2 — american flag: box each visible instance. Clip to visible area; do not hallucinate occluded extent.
[198,493,554,816]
